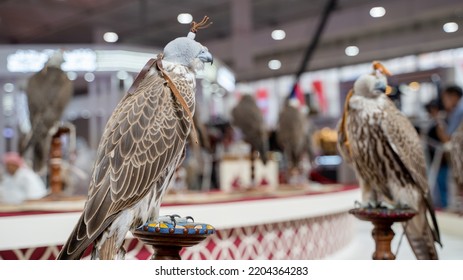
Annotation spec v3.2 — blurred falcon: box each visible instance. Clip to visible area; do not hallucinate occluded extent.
[231,94,268,164]
[23,49,73,172]
[277,99,311,179]
[57,17,213,260]
[450,122,463,200]
[337,61,441,259]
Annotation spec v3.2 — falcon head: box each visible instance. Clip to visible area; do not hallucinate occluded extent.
[46,49,65,68]
[354,74,388,98]
[163,37,213,72]
[353,61,392,98]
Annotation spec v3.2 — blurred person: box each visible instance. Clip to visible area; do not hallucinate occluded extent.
[424,99,448,208]
[0,152,47,204]
[437,85,463,141]
[434,85,463,208]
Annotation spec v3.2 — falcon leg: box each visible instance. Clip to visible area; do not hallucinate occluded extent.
[354,200,378,208]
[394,202,411,210]
[90,246,100,260]
[359,185,379,208]
[378,201,396,210]
[117,244,126,260]
[355,200,379,208]
[169,214,181,227]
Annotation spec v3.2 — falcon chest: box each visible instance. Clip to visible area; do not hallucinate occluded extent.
[346,95,391,187]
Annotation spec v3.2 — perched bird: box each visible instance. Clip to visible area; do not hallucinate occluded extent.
[277,100,311,180]
[23,49,73,172]
[57,17,213,260]
[231,94,268,164]
[450,122,463,200]
[337,61,441,260]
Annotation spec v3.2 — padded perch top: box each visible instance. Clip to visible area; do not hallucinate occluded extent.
[349,207,417,223]
[138,215,215,235]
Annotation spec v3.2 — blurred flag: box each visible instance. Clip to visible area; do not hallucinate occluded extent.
[312,80,327,113]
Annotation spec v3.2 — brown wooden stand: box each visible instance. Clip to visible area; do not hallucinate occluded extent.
[48,126,71,199]
[349,207,416,260]
[134,231,210,260]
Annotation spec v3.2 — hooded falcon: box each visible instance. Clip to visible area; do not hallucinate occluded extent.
[231,94,268,164]
[23,49,73,172]
[57,17,213,260]
[337,61,441,260]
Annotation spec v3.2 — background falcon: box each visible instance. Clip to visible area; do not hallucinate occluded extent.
[276,100,312,182]
[231,94,268,164]
[22,49,73,172]
[450,122,463,203]
[337,62,441,260]
[57,25,213,259]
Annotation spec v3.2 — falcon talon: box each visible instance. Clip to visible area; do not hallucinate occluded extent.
[169,216,177,228]
[378,201,395,210]
[354,200,378,209]
[396,203,411,210]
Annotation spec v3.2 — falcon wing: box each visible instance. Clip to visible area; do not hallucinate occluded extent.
[277,104,307,167]
[380,98,440,244]
[337,89,354,164]
[61,72,193,258]
[336,119,352,163]
[231,96,268,162]
[26,67,73,130]
[24,67,72,153]
[380,99,428,192]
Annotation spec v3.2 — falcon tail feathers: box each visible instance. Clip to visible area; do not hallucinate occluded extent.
[57,214,91,260]
[260,141,268,165]
[20,122,51,172]
[404,210,439,260]
[424,193,442,247]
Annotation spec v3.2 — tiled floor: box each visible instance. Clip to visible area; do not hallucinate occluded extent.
[326,220,463,260]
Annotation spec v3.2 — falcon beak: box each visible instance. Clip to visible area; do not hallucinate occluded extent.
[198,50,213,64]
[374,82,387,93]
[385,85,393,95]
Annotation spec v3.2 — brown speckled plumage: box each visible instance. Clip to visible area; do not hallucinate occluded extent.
[24,66,73,172]
[277,102,311,170]
[58,63,194,260]
[231,95,268,163]
[57,35,212,259]
[337,70,441,260]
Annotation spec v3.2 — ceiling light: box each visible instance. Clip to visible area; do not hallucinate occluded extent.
[84,72,95,82]
[271,29,286,40]
[117,70,129,80]
[177,13,193,24]
[345,46,359,56]
[3,83,14,92]
[369,7,386,18]
[67,71,77,81]
[443,22,458,33]
[103,32,119,43]
[80,110,91,119]
[268,59,281,70]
